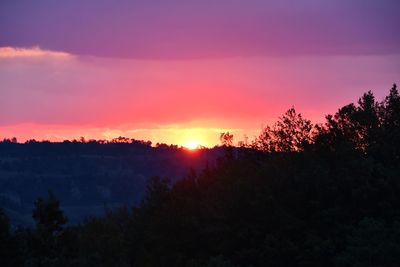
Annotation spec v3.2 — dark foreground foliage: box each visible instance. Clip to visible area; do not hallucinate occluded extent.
[1,84,400,267]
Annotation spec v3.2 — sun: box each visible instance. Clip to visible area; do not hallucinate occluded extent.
[184,141,200,150]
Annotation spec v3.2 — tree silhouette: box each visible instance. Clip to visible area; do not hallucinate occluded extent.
[255,107,314,152]
[220,132,234,146]
[0,208,16,267]
[32,191,67,237]
[383,84,400,123]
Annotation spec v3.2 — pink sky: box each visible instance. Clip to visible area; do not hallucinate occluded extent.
[0,1,399,147]
[1,47,398,146]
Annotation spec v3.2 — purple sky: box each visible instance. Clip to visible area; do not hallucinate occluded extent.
[1,0,399,59]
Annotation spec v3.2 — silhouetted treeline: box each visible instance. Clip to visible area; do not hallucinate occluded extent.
[1,84,400,267]
[0,139,223,225]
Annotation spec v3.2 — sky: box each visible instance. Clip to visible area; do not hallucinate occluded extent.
[1,0,399,147]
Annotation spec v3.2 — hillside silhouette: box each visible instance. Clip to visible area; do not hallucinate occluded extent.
[0,139,224,225]
[1,84,400,267]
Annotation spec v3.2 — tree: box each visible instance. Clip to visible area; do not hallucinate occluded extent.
[336,218,400,267]
[383,83,400,127]
[0,208,15,267]
[0,208,10,240]
[26,192,69,266]
[32,191,67,237]
[255,107,314,152]
[220,132,234,147]
[111,136,131,143]
[319,91,380,153]
[377,83,400,162]
[354,91,380,151]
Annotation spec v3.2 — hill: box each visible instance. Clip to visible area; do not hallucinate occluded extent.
[0,140,223,224]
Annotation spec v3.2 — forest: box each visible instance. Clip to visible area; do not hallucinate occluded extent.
[1,84,400,267]
[0,138,223,225]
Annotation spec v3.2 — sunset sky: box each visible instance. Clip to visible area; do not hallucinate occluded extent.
[1,0,399,147]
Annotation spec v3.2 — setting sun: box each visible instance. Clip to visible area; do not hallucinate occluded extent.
[184,141,201,150]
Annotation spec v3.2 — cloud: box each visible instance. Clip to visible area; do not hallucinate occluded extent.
[1,0,399,59]
[0,46,71,59]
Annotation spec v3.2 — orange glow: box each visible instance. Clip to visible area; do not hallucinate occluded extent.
[0,123,261,148]
[184,141,201,150]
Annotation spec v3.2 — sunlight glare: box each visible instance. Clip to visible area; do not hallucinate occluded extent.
[184,141,200,150]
